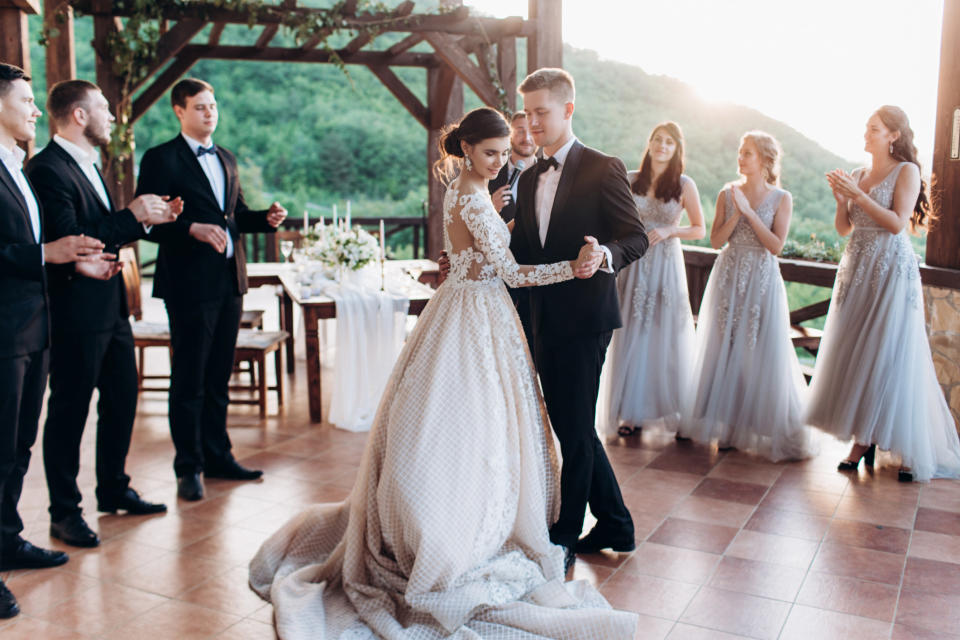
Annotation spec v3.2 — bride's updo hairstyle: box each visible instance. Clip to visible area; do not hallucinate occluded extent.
[433,107,510,182]
[875,105,933,233]
[740,130,782,186]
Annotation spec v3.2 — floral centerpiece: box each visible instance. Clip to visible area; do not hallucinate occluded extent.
[305,222,379,272]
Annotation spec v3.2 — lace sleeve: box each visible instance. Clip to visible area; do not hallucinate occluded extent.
[459,195,574,288]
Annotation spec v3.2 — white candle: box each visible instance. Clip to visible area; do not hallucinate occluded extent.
[319,215,325,241]
[332,204,338,229]
[303,209,309,234]
[346,200,352,230]
[380,219,386,260]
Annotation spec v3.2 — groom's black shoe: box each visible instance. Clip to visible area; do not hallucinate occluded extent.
[563,545,576,575]
[204,459,263,481]
[50,513,100,548]
[97,488,167,515]
[576,526,636,554]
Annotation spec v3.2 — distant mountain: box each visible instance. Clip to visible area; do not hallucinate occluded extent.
[27,15,856,243]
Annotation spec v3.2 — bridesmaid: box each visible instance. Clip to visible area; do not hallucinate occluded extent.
[807,105,960,482]
[685,131,814,461]
[599,122,704,438]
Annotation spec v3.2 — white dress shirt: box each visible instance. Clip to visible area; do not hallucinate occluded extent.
[534,136,613,272]
[0,141,42,244]
[53,135,111,210]
[181,133,234,258]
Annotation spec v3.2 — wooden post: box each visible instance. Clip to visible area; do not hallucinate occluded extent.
[92,2,135,206]
[426,65,463,259]
[526,0,562,73]
[0,0,39,154]
[44,0,76,137]
[497,36,517,113]
[927,0,960,269]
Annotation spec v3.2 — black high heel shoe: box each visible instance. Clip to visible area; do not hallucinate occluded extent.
[838,444,876,471]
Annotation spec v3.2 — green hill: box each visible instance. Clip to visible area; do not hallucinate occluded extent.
[24,11,878,256]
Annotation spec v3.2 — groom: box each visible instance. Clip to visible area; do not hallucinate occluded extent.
[511,68,648,570]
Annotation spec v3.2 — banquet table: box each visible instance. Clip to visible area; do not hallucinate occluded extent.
[248,260,438,423]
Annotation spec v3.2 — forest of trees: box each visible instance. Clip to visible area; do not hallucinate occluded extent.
[23,9,928,329]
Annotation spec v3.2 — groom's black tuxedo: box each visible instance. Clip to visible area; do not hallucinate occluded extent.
[27,140,147,520]
[511,139,647,548]
[0,160,48,550]
[137,135,274,478]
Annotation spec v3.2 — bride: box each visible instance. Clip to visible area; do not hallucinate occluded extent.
[249,107,638,639]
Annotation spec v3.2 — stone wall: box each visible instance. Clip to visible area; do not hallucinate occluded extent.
[924,285,960,432]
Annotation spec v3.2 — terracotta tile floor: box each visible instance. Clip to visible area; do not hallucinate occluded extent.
[2,284,960,639]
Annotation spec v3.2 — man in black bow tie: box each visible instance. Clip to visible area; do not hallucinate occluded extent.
[137,78,287,501]
[27,79,180,549]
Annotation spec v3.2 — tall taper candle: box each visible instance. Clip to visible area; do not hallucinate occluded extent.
[379,219,386,260]
[346,200,352,229]
[303,209,309,234]
[332,204,338,229]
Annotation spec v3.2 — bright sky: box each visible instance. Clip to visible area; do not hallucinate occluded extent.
[467,0,945,166]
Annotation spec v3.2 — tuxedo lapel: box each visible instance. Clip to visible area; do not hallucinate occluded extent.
[216,147,237,214]
[543,141,583,250]
[175,136,222,211]
[49,142,111,215]
[0,161,36,242]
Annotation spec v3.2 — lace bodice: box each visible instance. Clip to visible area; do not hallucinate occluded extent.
[632,176,688,229]
[723,187,785,249]
[442,184,574,288]
[849,163,908,231]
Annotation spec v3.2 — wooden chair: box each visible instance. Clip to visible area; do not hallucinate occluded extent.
[121,248,286,415]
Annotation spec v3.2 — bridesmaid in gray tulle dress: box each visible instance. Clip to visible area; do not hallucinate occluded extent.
[807,106,960,482]
[599,122,704,438]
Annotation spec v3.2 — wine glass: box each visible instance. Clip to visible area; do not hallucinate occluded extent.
[280,240,294,263]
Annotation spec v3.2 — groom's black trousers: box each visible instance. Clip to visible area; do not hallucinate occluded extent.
[534,330,634,547]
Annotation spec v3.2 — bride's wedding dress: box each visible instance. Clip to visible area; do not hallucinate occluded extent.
[249,180,637,639]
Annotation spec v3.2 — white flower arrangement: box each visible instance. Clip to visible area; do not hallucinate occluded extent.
[305,222,379,272]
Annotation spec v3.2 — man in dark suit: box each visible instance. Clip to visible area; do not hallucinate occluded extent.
[511,68,648,572]
[488,111,537,224]
[27,80,181,548]
[137,78,287,501]
[0,63,111,619]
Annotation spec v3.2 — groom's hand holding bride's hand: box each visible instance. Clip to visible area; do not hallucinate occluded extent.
[573,235,604,279]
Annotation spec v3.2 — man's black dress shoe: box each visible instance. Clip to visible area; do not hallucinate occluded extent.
[177,473,204,501]
[204,459,263,481]
[0,538,69,570]
[563,545,576,575]
[576,526,636,554]
[97,488,167,515]
[0,580,18,619]
[50,513,100,548]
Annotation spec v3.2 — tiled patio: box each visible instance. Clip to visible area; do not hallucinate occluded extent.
[2,285,959,639]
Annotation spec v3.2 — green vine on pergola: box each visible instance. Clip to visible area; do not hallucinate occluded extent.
[39,0,511,175]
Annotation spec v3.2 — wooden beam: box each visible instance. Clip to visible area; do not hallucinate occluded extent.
[255,25,279,48]
[130,19,205,94]
[44,0,76,135]
[527,0,562,72]
[301,30,331,50]
[0,6,32,155]
[387,33,423,56]
[927,0,960,269]
[368,65,428,128]
[93,2,133,205]
[181,44,437,67]
[423,31,499,107]
[131,53,200,123]
[0,0,39,14]
[74,1,525,37]
[344,31,374,55]
[426,64,463,259]
[497,36,516,112]
[208,22,226,45]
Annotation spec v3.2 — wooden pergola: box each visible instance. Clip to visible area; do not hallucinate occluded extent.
[1,0,562,258]
[1,0,958,269]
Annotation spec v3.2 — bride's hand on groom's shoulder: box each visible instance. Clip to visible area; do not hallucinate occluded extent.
[573,236,604,279]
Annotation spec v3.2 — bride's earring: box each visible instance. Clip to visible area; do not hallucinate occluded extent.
[889,141,895,156]
[464,155,473,172]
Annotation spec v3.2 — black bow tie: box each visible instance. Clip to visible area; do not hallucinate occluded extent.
[537,156,560,174]
[197,145,216,157]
